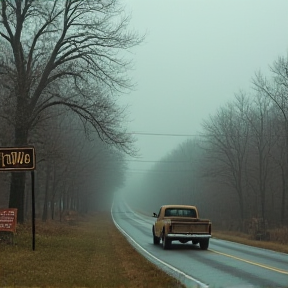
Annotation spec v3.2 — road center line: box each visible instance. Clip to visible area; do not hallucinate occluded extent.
[210,249,288,275]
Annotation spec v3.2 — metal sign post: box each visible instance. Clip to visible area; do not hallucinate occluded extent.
[31,170,35,250]
[0,146,36,250]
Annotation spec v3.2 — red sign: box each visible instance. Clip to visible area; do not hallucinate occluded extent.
[0,209,17,232]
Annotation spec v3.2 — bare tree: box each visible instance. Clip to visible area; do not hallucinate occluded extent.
[252,57,288,225]
[201,94,250,222]
[0,0,142,222]
[24,104,127,221]
[245,92,276,227]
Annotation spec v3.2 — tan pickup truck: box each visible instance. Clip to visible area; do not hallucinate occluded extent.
[152,205,211,250]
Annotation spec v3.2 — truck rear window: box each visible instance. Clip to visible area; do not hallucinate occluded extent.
[164,208,196,218]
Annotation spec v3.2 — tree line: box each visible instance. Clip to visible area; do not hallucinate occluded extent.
[127,56,288,231]
[0,0,142,223]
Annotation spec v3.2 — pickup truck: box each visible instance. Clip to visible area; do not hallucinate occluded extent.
[152,205,211,250]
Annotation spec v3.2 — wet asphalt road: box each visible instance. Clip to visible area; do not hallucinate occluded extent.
[111,197,288,288]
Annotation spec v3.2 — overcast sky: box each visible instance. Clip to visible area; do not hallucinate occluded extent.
[120,0,288,175]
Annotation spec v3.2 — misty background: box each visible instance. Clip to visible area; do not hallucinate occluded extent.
[118,0,288,230]
[121,0,288,168]
[1,0,288,232]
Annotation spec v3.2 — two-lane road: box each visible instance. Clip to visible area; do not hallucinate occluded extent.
[111,196,288,288]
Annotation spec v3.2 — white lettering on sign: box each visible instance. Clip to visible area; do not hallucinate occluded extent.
[0,209,17,232]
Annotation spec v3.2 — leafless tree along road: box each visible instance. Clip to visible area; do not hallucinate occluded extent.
[111,195,288,288]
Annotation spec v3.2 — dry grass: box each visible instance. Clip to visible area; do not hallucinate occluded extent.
[268,226,288,244]
[2,213,287,288]
[213,230,288,254]
[0,212,184,288]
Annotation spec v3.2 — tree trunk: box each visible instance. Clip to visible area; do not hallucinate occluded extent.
[280,166,286,225]
[42,164,51,222]
[51,194,55,220]
[9,126,28,223]
[9,172,26,223]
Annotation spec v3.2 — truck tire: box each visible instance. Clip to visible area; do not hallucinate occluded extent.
[152,226,160,244]
[162,235,171,250]
[199,239,209,250]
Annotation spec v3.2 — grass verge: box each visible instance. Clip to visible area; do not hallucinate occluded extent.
[0,212,185,288]
[213,230,288,254]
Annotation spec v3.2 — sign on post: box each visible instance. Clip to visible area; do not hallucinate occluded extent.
[0,147,35,171]
[0,146,36,249]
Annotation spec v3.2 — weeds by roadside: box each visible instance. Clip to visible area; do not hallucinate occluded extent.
[0,212,185,288]
[213,230,288,254]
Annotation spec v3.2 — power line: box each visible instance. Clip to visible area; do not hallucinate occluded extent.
[124,159,191,163]
[125,169,193,173]
[39,127,201,137]
[129,132,202,137]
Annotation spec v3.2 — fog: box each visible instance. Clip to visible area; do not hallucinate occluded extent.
[118,0,288,189]
[1,0,288,223]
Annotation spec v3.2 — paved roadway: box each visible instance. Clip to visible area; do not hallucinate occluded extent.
[111,196,288,288]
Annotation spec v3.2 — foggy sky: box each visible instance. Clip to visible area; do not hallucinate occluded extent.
[120,0,288,175]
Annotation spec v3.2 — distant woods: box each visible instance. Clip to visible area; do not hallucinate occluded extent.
[128,56,288,231]
[0,0,143,222]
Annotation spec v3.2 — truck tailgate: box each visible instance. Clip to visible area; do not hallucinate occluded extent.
[171,221,210,234]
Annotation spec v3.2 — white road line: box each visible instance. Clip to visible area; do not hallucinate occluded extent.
[111,202,209,288]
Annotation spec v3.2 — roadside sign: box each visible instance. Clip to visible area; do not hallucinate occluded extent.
[0,147,35,171]
[0,146,36,250]
[0,208,17,233]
